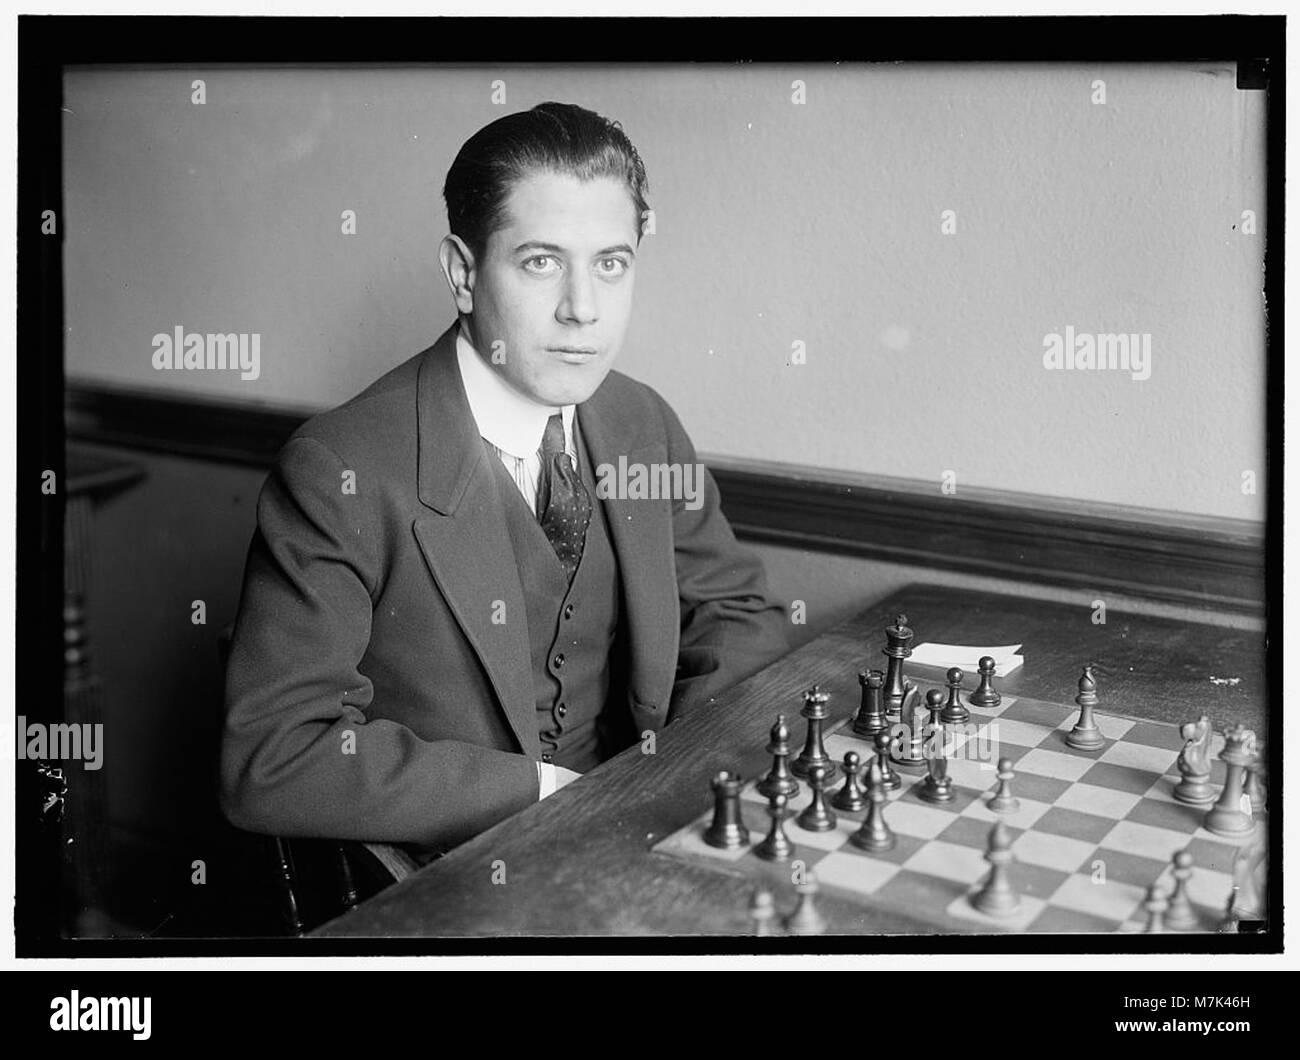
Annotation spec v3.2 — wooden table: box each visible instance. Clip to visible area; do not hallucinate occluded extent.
[314,584,1268,937]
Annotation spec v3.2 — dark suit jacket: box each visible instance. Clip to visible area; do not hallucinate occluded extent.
[220,323,789,853]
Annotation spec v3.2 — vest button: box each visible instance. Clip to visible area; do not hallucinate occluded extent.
[553,652,565,669]
[557,703,568,719]
[563,604,575,620]
[542,753,553,763]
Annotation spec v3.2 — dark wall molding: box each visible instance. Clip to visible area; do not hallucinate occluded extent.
[66,381,1266,617]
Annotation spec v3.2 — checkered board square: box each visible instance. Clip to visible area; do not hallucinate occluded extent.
[652,687,1261,933]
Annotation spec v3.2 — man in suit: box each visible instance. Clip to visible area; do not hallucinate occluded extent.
[220,102,789,863]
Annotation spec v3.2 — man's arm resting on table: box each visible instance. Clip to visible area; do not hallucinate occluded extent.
[220,435,542,853]
[651,394,791,719]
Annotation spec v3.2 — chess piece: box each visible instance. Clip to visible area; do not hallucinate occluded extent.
[970,821,1020,917]
[831,751,867,812]
[1227,827,1268,923]
[853,669,887,737]
[940,667,970,724]
[783,873,827,936]
[1243,754,1267,817]
[749,888,778,936]
[872,730,902,791]
[1065,665,1105,751]
[791,686,838,782]
[918,689,954,804]
[756,714,800,801]
[987,757,1020,814]
[1173,715,1215,805]
[849,760,896,852]
[889,684,926,773]
[968,656,1001,709]
[1163,849,1199,931]
[797,763,837,832]
[1203,725,1257,837]
[755,793,795,861]
[703,770,750,850]
[1143,884,1168,933]
[881,613,914,718]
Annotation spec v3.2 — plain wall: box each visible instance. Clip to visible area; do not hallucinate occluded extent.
[64,63,1267,520]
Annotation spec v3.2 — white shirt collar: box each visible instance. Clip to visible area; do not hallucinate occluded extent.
[455,324,576,460]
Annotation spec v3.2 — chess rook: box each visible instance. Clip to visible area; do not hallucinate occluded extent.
[1065,665,1105,751]
[791,685,838,782]
[881,613,914,718]
[968,655,1001,709]
[703,770,749,851]
[756,714,800,802]
[853,669,887,737]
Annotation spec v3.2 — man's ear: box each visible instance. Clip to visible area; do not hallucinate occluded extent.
[438,234,476,315]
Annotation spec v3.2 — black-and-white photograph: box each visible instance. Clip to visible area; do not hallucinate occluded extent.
[14,11,1282,972]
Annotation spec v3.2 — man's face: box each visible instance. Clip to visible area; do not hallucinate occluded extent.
[464,171,640,407]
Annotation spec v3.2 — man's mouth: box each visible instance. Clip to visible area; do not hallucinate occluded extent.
[549,346,600,363]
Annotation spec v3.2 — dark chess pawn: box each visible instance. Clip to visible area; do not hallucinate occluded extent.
[987,757,1020,814]
[872,730,902,791]
[971,821,1020,917]
[791,685,838,782]
[968,656,1002,709]
[940,667,970,724]
[797,763,837,832]
[1164,849,1199,931]
[703,770,750,850]
[849,760,896,853]
[756,714,800,802]
[1066,664,1105,751]
[755,793,795,862]
[853,669,887,737]
[783,872,827,936]
[831,751,867,812]
[749,888,778,936]
[918,689,954,804]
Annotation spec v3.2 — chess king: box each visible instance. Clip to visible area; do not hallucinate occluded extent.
[220,103,789,863]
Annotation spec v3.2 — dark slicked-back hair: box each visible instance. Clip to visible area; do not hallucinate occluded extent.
[443,101,650,261]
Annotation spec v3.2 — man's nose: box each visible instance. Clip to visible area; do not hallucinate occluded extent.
[557,270,598,325]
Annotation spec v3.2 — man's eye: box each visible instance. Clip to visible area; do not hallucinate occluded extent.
[596,257,628,277]
[523,256,559,274]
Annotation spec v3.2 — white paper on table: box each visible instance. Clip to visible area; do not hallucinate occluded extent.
[908,642,1024,676]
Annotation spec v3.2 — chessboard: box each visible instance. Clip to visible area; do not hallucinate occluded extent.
[652,679,1263,934]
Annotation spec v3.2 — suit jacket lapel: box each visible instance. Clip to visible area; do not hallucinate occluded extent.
[410,325,539,758]
[579,389,679,713]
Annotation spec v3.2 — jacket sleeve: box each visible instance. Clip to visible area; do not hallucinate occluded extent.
[219,435,539,853]
[653,397,791,719]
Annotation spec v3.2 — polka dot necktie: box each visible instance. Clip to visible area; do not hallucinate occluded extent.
[536,413,591,581]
